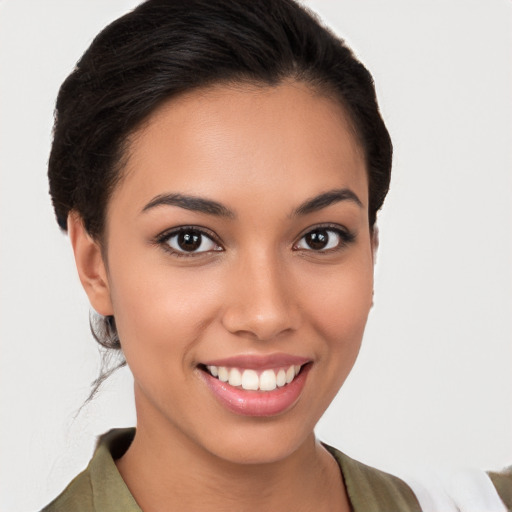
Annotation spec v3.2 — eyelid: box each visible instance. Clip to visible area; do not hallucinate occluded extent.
[154,225,224,256]
[293,223,355,251]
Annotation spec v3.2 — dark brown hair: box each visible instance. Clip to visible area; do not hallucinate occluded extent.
[48,0,392,394]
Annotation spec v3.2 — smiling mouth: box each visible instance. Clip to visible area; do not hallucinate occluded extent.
[200,364,304,392]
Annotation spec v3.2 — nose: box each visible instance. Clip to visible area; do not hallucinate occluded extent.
[221,252,300,341]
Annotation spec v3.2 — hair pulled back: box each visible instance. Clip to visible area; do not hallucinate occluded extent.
[48,0,392,389]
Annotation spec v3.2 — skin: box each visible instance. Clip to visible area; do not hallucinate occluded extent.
[69,81,376,511]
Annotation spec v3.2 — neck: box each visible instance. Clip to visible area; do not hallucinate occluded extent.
[116,395,349,512]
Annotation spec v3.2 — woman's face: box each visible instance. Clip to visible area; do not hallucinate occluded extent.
[84,82,375,464]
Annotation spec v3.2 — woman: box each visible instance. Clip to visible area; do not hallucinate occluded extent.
[44,0,398,508]
[2,1,510,511]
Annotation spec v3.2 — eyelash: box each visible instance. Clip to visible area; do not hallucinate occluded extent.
[154,224,355,257]
[293,224,356,254]
[154,226,223,258]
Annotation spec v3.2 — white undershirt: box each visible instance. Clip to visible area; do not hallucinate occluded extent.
[402,468,507,512]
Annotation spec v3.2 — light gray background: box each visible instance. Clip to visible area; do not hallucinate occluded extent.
[1,1,511,510]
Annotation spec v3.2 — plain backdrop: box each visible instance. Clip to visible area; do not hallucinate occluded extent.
[1,1,511,510]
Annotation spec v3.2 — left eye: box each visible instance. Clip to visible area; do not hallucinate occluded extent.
[165,229,220,254]
[295,228,346,251]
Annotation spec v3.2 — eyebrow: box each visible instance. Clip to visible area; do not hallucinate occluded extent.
[142,193,236,218]
[293,188,363,216]
[142,188,362,219]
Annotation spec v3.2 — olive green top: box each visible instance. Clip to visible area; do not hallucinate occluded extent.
[489,467,512,511]
[41,428,509,512]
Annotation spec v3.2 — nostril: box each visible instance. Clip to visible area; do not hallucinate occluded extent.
[221,307,299,342]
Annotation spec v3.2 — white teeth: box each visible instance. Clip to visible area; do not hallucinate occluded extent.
[206,364,304,391]
[218,366,229,382]
[228,368,242,387]
[241,369,259,390]
[207,365,218,377]
[276,369,286,387]
[259,369,277,391]
[286,365,295,384]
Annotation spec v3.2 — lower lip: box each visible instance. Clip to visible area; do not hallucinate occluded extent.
[200,365,311,417]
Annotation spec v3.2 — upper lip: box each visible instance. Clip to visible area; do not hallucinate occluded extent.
[200,353,311,369]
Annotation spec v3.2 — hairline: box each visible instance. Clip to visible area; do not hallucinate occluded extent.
[93,76,369,247]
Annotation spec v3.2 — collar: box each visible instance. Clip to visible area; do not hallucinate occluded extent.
[88,428,420,512]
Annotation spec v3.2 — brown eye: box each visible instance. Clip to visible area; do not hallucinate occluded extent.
[295,227,353,252]
[165,229,220,254]
[304,230,330,250]
[177,231,202,251]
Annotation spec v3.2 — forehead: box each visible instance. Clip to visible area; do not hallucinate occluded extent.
[113,81,368,214]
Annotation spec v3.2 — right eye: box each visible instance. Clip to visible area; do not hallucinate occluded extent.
[160,228,222,256]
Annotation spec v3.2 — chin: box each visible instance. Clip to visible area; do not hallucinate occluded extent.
[191,411,319,467]
[211,434,310,466]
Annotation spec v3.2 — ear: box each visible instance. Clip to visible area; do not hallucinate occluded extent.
[371,226,379,266]
[67,212,114,317]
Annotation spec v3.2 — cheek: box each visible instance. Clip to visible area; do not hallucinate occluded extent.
[289,253,374,418]
[298,257,374,354]
[107,258,224,369]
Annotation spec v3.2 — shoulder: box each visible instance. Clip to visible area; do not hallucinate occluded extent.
[327,441,512,512]
[488,466,512,511]
[40,469,93,512]
[324,444,422,512]
[40,428,140,512]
